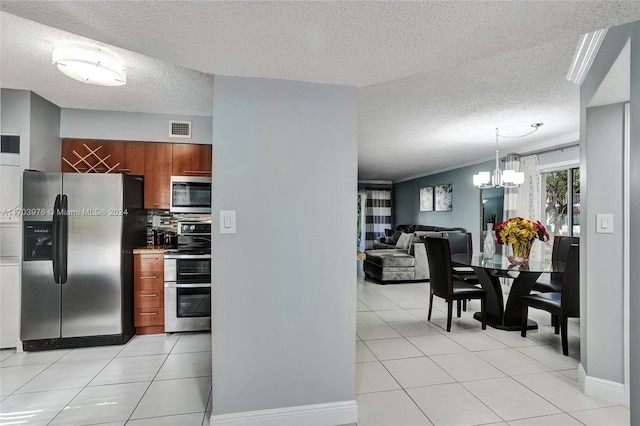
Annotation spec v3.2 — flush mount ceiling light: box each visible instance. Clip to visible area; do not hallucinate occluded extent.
[566,28,608,85]
[52,43,126,86]
[473,123,544,189]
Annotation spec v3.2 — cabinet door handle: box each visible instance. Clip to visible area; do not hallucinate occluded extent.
[139,312,158,316]
[140,276,158,279]
[140,293,158,297]
[184,170,211,174]
[153,203,168,207]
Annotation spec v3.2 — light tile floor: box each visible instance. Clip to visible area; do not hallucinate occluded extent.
[0,332,212,426]
[355,265,630,426]
[0,268,631,426]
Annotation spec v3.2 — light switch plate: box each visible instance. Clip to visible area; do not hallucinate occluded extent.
[220,210,236,234]
[596,214,613,234]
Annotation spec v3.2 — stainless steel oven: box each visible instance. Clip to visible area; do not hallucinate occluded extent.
[170,176,211,214]
[164,253,211,332]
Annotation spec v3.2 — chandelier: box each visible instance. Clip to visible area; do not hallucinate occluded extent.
[473,123,543,189]
[52,43,126,87]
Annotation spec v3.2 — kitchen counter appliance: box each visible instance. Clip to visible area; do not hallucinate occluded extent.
[164,221,211,332]
[21,171,145,351]
[170,176,211,214]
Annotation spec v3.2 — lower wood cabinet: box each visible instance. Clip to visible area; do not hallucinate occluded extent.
[134,253,165,335]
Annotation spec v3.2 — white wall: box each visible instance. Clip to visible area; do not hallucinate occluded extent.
[210,76,357,423]
[627,21,640,423]
[60,109,212,145]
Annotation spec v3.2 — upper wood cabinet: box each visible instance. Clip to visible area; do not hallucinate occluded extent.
[61,139,145,175]
[144,143,173,210]
[172,144,212,177]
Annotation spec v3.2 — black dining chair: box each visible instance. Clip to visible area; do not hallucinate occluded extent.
[533,236,579,293]
[521,244,579,356]
[424,236,487,332]
[447,232,480,284]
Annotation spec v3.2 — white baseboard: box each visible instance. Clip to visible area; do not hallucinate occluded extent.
[578,363,626,405]
[209,400,358,426]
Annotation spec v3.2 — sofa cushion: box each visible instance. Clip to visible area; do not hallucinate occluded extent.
[364,250,416,267]
[387,230,403,245]
[395,232,413,250]
[372,241,396,250]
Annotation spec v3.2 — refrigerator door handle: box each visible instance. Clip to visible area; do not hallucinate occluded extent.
[52,194,61,284]
[60,194,69,285]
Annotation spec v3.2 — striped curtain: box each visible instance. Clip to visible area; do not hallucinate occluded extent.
[365,189,391,249]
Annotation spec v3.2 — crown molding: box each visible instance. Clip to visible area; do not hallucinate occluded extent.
[567,29,608,85]
[393,131,580,184]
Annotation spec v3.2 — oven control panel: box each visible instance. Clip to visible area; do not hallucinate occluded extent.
[178,221,211,236]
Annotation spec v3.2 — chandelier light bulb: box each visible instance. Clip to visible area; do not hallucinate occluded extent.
[473,124,543,189]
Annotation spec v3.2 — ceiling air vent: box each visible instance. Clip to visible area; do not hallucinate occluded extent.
[169,120,192,138]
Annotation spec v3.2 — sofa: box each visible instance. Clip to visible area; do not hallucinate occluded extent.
[364,226,467,283]
[372,224,467,249]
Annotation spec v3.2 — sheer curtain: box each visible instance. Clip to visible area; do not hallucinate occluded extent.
[503,154,544,259]
[364,189,391,249]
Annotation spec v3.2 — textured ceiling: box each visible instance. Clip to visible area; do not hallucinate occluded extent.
[1,1,639,181]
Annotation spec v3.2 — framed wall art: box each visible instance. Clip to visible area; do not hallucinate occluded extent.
[419,187,434,211]
[435,184,453,211]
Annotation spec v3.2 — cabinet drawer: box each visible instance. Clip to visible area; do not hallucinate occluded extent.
[134,274,164,290]
[135,290,164,309]
[134,308,164,327]
[134,254,164,272]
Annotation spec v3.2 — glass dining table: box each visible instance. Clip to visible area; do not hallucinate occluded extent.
[451,253,559,331]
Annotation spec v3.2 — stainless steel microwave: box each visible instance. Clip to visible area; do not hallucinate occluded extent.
[170,176,211,213]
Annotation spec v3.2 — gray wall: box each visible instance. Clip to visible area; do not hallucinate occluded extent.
[60,109,212,145]
[628,22,639,424]
[1,89,31,169]
[584,103,625,383]
[580,22,638,416]
[393,160,494,252]
[1,89,60,171]
[211,76,357,416]
[29,92,61,172]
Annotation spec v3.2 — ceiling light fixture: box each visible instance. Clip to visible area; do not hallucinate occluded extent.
[473,123,543,189]
[566,28,608,85]
[52,43,126,86]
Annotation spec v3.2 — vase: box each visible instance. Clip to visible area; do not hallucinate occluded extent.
[507,241,532,265]
[483,223,495,259]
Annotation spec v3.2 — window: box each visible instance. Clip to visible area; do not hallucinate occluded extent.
[542,167,580,238]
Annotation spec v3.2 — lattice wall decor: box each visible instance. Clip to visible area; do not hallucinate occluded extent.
[62,143,121,173]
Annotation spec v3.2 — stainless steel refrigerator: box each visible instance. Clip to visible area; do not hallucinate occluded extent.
[21,171,145,351]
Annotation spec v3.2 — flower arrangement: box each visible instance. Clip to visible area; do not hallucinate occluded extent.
[494,217,549,261]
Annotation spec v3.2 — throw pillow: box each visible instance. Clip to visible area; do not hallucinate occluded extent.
[384,228,394,237]
[395,232,413,250]
[387,230,402,245]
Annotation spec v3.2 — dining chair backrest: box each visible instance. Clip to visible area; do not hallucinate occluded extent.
[561,244,580,316]
[552,236,580,268]
[424,236,454,299]
[447,232,472,256]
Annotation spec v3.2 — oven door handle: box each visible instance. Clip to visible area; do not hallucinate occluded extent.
[165,282,212,288]
[164,254,211,259]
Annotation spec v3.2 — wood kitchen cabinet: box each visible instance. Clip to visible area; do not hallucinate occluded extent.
[172,143,212,176]
[134,253,164,335]
[61,139,145,175]
[144,143,173,210]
